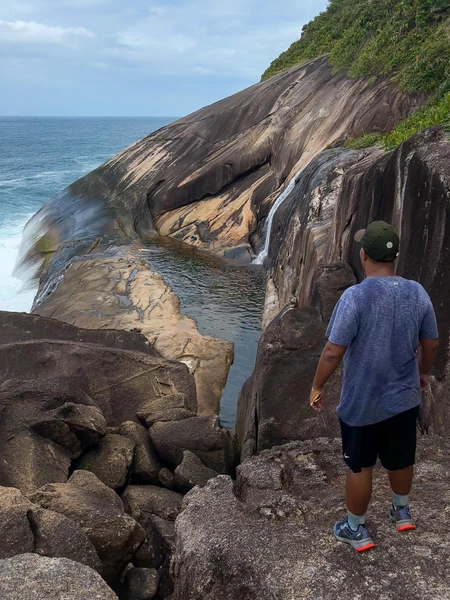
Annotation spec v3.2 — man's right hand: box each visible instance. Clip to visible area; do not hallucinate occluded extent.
[310,388,324,412]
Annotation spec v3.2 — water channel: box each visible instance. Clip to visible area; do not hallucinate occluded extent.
[140,238,266,429]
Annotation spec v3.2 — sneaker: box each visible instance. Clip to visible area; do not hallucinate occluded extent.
[333,518,375,552]
[389,504,416,532]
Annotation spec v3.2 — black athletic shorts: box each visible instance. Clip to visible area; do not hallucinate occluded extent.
[339,406,420,473]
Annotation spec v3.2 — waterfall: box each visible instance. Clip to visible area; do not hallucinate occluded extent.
[253,166,305,265]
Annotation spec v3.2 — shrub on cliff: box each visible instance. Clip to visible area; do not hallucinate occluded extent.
[262,0,450,96]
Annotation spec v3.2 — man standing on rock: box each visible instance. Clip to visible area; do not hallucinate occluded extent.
[309,221,439,552]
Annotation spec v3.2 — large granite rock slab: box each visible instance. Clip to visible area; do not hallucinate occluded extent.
[0,554,118,600]
[22,57,422,265]
[173,437,450,600]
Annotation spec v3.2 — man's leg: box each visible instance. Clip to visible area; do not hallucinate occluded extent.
[346,467,373,516]
[379,407,419,531]
[388,465,414,498]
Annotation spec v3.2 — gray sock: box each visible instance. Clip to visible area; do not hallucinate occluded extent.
[393,493,410,508]
[347,510,366,531]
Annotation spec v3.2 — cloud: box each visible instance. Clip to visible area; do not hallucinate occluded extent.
[113,0,309,78]
[0,0,329,115]
[0,20,94,46]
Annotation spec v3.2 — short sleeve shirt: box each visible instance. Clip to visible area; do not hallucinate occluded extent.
[326,276,438,426]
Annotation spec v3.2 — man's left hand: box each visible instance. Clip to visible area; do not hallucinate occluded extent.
[310,387,325,412]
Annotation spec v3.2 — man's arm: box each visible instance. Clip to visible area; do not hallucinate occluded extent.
[419,337,439,389]
[310,341,347,412]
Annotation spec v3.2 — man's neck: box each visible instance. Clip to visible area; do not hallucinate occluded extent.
[364,264,396,278]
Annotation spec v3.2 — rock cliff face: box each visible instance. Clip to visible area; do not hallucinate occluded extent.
[237,128,450,455]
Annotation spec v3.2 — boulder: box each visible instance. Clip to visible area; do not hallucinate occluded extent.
[75,434,135,490]
[132,516,166,570]
[173,451,219,492]
[0,487,34,559]
[150,416,235,475]
[0,378,107,493]
[120,422,161,485]
[235,306,343,461]
[137,393,197,427]
[68,469,125,509]
[29,475,146,582]
[0,485,101,572]
[0,554,118,600]
[158,468,176,490]
[0,339,195,427]
[173,436,450,600]
[123,567,159,600]
[30,507,102,572]
[122,486,184,523]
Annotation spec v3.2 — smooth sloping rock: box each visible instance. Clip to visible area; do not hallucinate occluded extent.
[124,568,159,600]
[0,311,158,356]
[29,477,146,582]
[120,422,162,485]
[173,436,450,600]
[0,554,118,600]
[150,416,235,474]
[0,487,34,559]
[122,486,183,523]
[173,451,219,492]
[30,507,102,572]
[75,434,135,490]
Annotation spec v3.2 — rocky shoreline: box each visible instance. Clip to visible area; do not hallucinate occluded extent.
[3,54,450,599]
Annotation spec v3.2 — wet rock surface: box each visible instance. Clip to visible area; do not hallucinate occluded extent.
[173,437,450,600]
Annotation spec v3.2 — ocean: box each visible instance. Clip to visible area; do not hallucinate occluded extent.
[0,116,173,312]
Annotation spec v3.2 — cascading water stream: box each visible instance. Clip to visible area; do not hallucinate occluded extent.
[253,166,305,265]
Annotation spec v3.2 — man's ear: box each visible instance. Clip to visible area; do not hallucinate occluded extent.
[359,247,367,262]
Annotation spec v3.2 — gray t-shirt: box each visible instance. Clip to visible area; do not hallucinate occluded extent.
[326,276,438,427]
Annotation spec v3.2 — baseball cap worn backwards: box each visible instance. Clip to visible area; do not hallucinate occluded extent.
[354,221,400,262]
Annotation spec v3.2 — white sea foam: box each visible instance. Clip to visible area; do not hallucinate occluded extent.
[0,219,37,313]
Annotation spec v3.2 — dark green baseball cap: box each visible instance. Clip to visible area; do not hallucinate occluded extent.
[354,221,400,262]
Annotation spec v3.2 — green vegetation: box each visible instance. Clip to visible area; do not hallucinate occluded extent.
[262,0,450,148]
[262,0,450,93]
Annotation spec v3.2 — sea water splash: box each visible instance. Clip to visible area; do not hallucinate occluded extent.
[254,166,305,265]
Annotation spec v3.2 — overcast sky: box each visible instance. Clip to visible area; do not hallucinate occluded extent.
[0,0,328,117]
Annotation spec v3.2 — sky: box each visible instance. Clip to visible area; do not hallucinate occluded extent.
[0,0,328,117]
